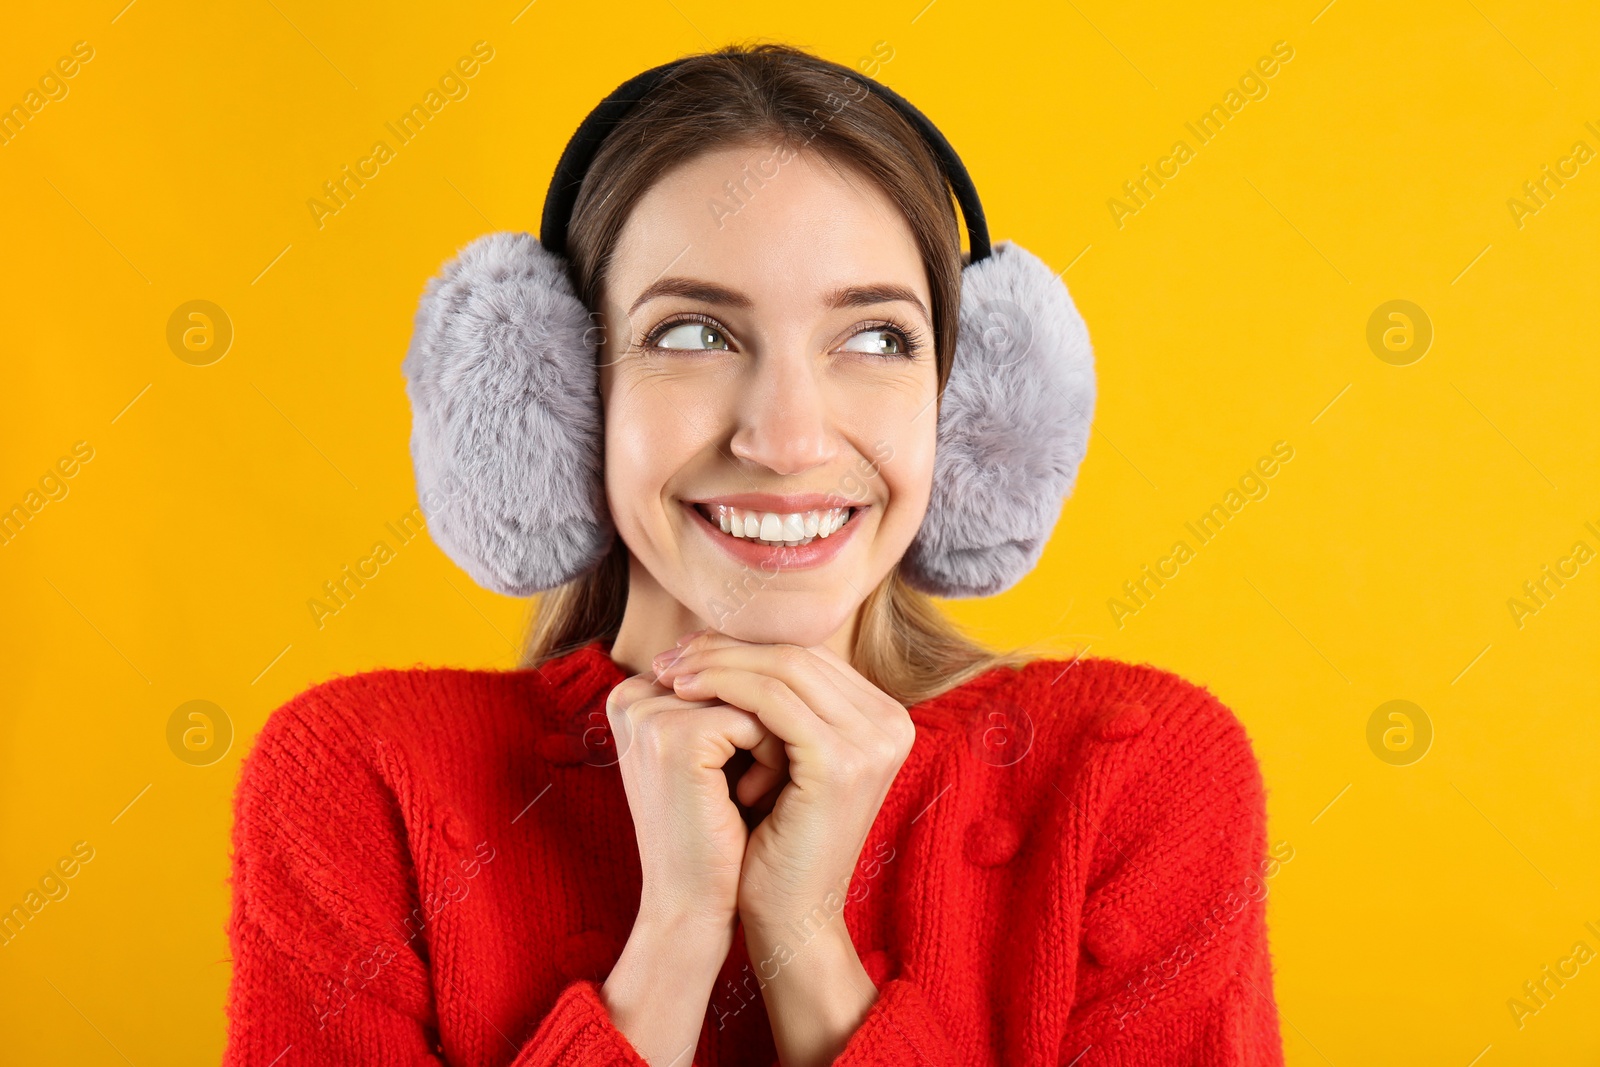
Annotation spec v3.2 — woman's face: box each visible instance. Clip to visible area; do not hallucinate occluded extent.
[597,141,939,652]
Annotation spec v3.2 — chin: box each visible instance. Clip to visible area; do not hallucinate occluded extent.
[695,587,857,647]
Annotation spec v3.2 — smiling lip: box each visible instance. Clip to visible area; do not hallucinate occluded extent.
[684,491,858,511]
[683,500,864,570]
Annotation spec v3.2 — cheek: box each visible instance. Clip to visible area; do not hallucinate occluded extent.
[827,374,938,532]
[869,409,937,533]
[603,394,659,528]
[602,376,707,531]
[887,440,935,525]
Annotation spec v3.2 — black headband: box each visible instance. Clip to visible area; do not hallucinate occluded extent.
[538,55,992,265]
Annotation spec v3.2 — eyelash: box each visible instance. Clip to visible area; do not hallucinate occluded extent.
[640,312,926,359]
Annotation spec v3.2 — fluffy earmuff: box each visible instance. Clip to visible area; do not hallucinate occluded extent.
[402,231,614,597]
[401,232,1094,599]
[897,240,1096,598]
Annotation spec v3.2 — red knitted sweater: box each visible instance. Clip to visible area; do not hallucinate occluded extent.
[224,638,1284,1065]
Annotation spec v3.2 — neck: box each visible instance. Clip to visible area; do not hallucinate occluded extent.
[607,551,861,677]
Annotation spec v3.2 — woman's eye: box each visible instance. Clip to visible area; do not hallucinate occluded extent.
[839,328,905,356]
[652,322,729,350]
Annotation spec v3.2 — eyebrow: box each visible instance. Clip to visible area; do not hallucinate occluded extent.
[628,277,929,321]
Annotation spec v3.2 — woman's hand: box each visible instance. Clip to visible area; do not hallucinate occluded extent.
[652,630,915,928]
[598,669,786,1065]
[651,629,917,1064]
[604,668,789,928]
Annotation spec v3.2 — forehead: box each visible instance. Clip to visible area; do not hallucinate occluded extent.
[607,142,929,311]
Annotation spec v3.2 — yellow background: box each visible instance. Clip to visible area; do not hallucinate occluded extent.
[3,0,1597,1062]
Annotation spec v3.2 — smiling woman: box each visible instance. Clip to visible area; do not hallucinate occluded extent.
[525,46,1005,709]
[584,135,960,689]
[224,41,1284,1067]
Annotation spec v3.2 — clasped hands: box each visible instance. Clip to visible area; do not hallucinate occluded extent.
[602,627,915,1060]
[608,633,921,940]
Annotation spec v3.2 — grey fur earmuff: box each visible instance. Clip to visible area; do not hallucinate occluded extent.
[401,59,1095,600]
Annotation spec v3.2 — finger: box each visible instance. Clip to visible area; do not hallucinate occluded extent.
[609,685,719,727]
[735,756,789,807]
[662,643,872,734]
[799,643,885,706]
[630,691,789,772]
[727,713,790,787]
[670,633,899,731]
[652,630,746,675]
[800,643,902,716]
[631,701,774,768]
[609,672,669,708]
[661,636,911,760]
[609,687,756,761]
[669,665,832,751]
[673,628,742,649]
[777,642,912,745]
[752,756,791,811]
[676,630,874,707]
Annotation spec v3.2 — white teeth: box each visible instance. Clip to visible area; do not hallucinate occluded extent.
[704,504,854,546]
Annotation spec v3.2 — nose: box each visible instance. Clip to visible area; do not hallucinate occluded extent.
[727,349,838,475]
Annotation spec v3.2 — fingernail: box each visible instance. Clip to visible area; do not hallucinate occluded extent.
[652,647,684,669]
[674,671,699,687]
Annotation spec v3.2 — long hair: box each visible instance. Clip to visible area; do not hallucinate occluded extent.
[521,41,1055,706]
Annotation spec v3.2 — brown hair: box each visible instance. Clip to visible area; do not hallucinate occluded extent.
[521,41,1052,705]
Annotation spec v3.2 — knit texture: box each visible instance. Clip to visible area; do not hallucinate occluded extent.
[224,640,1285,1065]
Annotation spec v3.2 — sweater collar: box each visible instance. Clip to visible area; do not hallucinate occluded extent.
[530,638,627,713]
